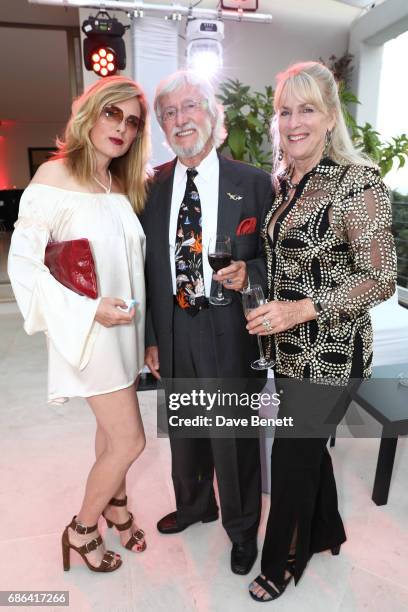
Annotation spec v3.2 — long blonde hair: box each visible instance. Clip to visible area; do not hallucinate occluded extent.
[56,76,152,213]
[271,61,375,184]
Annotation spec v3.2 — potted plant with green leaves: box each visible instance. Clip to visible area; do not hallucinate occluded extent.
[218,55,408,289]
[218,53,408,178]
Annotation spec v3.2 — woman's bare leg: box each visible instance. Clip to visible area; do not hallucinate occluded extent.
[68,384,145,567]
[95,376,140,501]
[95,427,126,498]
[95,425,144,550]
[94,377,144,550]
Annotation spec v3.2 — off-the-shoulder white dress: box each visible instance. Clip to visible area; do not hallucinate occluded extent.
[8,184,146,404]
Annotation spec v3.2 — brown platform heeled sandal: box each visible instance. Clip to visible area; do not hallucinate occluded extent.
[62,516,122,573]
[103,496,146,553]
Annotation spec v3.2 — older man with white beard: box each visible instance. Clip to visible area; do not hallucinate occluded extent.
[140,70,273,575]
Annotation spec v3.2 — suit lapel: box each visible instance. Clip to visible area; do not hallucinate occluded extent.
[212,155,244,295]
[217,155,243,243]
[156,159,176,232]
[155,159,176,291]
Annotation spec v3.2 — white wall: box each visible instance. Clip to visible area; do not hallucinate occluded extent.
[0,26,73,188]
[0,0,79,26]
[0,0,79,189]
[132,18,179,166]
[218,0,358,91]
[377,30,408,193]
[151,0,359,162]
[75,1,359,164]
[0,0,361,184]
[0,122,66,190]
[349,0,408,126]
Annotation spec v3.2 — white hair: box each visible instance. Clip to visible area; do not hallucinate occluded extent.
[154,70,227,148]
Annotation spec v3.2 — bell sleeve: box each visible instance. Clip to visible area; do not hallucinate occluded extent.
[315,166,397,329]
[7,188,101,369]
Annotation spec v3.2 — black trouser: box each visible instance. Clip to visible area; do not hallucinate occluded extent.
[260,376,350,584]
[168,304,262,544]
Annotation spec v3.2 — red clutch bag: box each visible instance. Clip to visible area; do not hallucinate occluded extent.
[44,238,98,299]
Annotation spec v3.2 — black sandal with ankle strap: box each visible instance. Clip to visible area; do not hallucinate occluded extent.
[249,571,292,603]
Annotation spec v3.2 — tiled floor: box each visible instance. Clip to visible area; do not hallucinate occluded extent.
[1,302,407,612]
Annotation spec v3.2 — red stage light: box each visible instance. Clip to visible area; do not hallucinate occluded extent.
[88,47,117,76]
[82,14,126,76]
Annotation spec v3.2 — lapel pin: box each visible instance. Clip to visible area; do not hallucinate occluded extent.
[227,192,243,201]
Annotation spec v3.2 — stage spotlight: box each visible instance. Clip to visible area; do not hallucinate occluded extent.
[188,45,223,77]
[82,10,128,77]
[186,20,224,79]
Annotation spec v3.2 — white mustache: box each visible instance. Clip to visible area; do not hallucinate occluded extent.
[171,122,198,136]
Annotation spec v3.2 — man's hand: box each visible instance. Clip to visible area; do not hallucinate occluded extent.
[214,260,248,292]
[145,345,161,380]
[95,297,135,328]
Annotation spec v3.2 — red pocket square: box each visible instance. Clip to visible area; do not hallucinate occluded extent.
[236,217,257,236]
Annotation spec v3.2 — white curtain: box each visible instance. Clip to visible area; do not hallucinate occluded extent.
[132,17,180,166]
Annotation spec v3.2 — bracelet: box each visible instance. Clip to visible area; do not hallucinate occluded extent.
[313,300,323,318]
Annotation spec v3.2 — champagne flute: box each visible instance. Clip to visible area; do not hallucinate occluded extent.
[208,234,232,306]
[242,285,275,370]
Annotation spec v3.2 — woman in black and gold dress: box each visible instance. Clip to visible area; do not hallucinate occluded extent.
[246,61,397,602]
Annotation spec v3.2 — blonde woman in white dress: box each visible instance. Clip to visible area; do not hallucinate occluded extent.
[8,76,151,573]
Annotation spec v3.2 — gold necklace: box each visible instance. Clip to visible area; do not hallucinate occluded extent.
[93,170,112,194]
[286,174,299,191]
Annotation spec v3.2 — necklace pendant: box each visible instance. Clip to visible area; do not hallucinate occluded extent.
[93,169,112,194]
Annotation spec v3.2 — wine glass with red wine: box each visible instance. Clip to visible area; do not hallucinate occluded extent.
[208,234,232,306]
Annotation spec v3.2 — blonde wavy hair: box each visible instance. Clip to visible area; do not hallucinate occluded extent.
[56,76,152,213]
[271,61,375,184]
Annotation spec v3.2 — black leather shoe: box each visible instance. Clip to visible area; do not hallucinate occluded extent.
[157,510,219,534]
[231,538,258,575]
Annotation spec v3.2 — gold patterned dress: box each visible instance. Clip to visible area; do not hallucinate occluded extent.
[263,157,397,381]
[258,158,398,588]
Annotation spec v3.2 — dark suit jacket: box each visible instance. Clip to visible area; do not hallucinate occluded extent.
[139,153,273,379]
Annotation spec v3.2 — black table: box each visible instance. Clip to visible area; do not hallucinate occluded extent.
[333,364,408,506]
